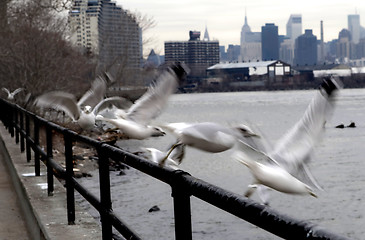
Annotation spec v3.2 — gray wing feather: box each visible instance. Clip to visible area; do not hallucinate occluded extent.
[34,91,80,120]
[92,96,133,115]
[270,91,334,185]
[126,70,178,124]
[77,77,107,109]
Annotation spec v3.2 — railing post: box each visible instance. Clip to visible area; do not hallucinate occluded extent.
[64,131,75,225]
[25,114,31,162]
[97,144,113,240]
[20,111,25,152]
[9,105,14,137]
[34,117,40,176]
[46,126,54,196]
[14,109,19,144]
[171,171,193,240]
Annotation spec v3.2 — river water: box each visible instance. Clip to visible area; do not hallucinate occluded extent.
[77,88,365,239]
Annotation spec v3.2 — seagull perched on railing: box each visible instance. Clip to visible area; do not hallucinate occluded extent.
[156,121,258,167]
[2,87,24,100]
[234,77,342,204]
[96,62,189,139]
[34,74,130,130]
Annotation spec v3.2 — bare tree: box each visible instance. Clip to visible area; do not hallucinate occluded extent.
[0,0,96,102]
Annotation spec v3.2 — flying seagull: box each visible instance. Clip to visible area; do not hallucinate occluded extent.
[34,75,129,130]
[96,62,189,139]
[234,76,342,204]
[2,87,24,100]
[158,121,258,166]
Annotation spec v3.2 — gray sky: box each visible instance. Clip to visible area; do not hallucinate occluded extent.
[116,0,364,55]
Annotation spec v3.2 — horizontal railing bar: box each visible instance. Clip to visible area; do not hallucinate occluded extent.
[73,180,101,210]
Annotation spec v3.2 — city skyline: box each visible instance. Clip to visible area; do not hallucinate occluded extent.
[116,0,364,56]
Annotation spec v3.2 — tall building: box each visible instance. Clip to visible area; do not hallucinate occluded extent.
[348,14,361,44]
[203,25,210,41]
[336,29,353,62]
[286,14,302,40]
[226,44,241,62]
[281,14,302,64]
[261,23,279,61]
[68,0,142,70]
[68,0,100,53]
[294,29,317,66]
[240,12,261,62]
[165,31,219,80]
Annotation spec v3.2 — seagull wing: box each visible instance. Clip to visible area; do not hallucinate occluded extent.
[126,68,179,125]
[235,140,277,166]
[270,90,335,176]
[12,88,24,96]
[77,77,107,109]
[2,87,10,96]
[34,91,80,120]
[92,96,133,115]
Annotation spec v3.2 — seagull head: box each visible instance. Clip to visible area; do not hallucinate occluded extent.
[235,124,259,138]
[149,126,166,137]
[83,105,92,114]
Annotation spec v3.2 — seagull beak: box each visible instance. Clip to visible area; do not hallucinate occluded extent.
[310,191,318,198]
[306,186,317,198]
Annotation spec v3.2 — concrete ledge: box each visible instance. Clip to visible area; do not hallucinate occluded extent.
[0,123,102,239]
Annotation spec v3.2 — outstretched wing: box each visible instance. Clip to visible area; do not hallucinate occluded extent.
[127,70,179,124]
[270,77,341,184]
[92,96,133,115]
[12,88,24,96]
[2,87,10,96]
[34,91,80,120]
[127,64,187,125]
[270,90,334,170]
[235,140,277,166]
[77,77,107,109]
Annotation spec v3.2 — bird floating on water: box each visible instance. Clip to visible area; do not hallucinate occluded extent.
[96,62,189,140]
[2,87,24,100]
[34,75,129,130]
[234,76,342,204]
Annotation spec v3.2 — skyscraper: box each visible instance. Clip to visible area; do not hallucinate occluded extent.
[280,14,302,64]
[286,14,302,41]
[240,12,261,62]
[294,29,317,66]
[261,23,279,61]
[68,0,142,70]
[348,14,361,44]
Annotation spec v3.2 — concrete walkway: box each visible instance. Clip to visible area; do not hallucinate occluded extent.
[0,138,31,239]
[0,122,102,239]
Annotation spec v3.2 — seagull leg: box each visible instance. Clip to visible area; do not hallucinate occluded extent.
[257,186,270,205]
[159,142,180,167]
[244,184,258,198]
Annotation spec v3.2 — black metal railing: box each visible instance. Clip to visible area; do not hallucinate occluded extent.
[0,98,350,240]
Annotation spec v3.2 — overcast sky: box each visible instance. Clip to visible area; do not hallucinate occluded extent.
[116,0,364,56]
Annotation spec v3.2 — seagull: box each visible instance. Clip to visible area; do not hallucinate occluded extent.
[144,143,185,170]
[96,62,189,140]
[158,121,258,166]
[234,76,342,204]
[34,75,130,130]
[2,87,24,100]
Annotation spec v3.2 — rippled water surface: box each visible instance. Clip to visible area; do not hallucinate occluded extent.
[77,88,365,240]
